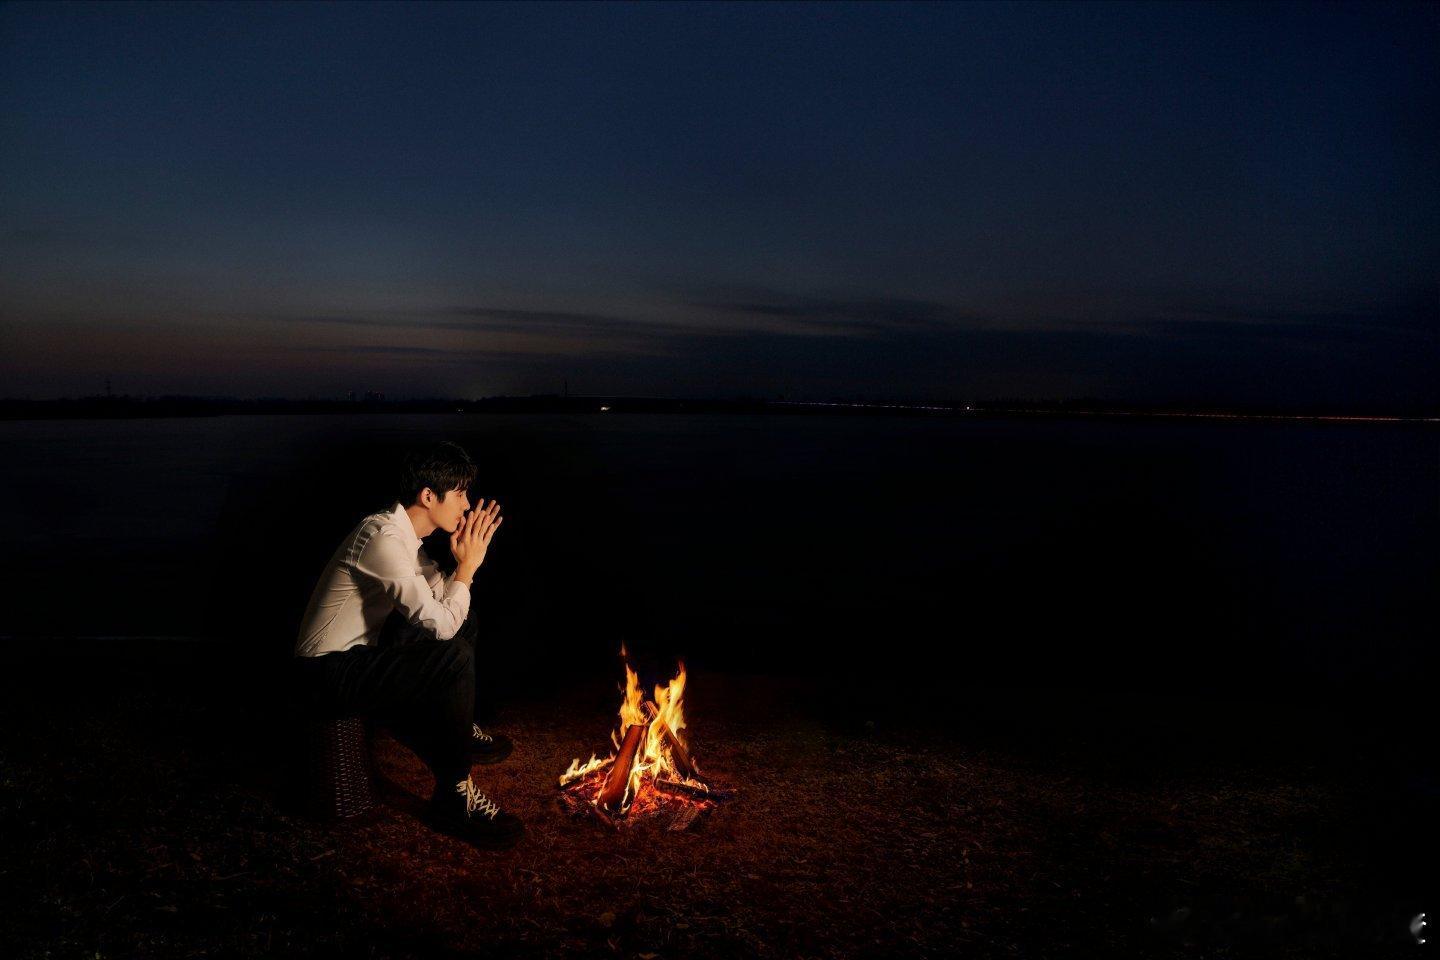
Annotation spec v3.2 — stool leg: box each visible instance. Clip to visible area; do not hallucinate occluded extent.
[305,716,375,820]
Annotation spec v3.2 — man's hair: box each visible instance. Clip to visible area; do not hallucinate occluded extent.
[397,441,477,505]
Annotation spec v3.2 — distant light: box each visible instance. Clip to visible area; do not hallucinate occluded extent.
[599,405,611,412]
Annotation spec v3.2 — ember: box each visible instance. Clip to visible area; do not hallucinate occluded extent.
[559,652,721,827]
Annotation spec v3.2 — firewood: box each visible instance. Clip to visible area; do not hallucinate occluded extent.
[596,719,649,813]
[643,702,703,783]
[653,777,712,801]
[666,804,702,832]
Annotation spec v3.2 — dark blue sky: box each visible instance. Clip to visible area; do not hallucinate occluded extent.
[2,1,1435,407]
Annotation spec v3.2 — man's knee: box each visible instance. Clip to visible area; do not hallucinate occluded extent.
[400,639,472,693]
[439,640,473,679]
[452,612,479,649]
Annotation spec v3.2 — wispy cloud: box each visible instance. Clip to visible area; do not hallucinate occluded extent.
[446,306,646,330]
[276,296,983,341]
[274,307,696,339]
[268,287,1439,359]
[298,344,457,356]
[294,342,611,367]
[694,295,972,336]
[279,314,393,328]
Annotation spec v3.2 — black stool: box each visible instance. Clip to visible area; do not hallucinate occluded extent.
[304,715,375,819]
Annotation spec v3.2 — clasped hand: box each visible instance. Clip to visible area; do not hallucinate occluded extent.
[450,499,502,581]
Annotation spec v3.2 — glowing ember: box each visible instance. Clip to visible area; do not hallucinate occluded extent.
[559,651,718,823]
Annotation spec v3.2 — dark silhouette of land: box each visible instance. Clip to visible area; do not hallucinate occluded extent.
[2,393,1435,421]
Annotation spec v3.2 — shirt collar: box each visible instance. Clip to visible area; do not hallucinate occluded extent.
[389,501,424,553]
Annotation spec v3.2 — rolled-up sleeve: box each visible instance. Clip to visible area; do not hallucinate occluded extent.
[354,530,470,640]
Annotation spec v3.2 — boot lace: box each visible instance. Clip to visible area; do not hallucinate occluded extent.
[455,778,500,820]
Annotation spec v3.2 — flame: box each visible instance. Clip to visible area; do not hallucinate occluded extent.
[618,662,647,729]
[561,655,704,815]
[558,752,612,787]
[646,661,699,780]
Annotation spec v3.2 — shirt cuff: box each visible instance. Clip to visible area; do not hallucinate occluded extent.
[444,578,471,624]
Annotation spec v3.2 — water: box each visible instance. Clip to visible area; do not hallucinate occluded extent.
[2,413,1434,690]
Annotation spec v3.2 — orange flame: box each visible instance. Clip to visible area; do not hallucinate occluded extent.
[559,654,703,814]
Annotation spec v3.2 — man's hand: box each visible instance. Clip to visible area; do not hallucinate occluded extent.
[451,499,502,584]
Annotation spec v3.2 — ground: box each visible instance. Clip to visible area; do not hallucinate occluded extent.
[0,642,1426,959]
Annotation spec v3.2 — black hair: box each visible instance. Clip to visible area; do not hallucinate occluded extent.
[397,441,476,506]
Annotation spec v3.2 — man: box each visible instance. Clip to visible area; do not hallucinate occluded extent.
[293,441,523,848]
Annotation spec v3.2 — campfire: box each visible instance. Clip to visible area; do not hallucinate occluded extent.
[558,652,721,828]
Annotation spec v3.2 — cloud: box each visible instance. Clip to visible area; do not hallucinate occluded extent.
[276,297,980,341]
[693,294,974,336]
[298,344,458,356]
[279,314,389,328]
[249,285,1436,409]
[443,306,661,334]
[274,307,696,340]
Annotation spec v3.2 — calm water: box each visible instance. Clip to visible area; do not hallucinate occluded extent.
[2,413,1434,690]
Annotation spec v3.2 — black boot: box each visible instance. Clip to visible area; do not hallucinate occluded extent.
[428,777,524,849]
[469,724,514,765]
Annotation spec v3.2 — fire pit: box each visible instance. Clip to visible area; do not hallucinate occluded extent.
[558,654,724,829]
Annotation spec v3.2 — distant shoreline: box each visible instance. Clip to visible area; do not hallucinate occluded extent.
[0,394,1435,423]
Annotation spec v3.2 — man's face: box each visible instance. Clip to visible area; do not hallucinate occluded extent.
[427,484,471,534]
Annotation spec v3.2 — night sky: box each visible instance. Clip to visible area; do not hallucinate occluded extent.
[2,2,1435,408]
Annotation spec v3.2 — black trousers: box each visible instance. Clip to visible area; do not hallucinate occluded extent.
[292,608,481,791]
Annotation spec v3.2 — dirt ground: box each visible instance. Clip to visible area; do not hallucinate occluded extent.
[0,642,1427,959]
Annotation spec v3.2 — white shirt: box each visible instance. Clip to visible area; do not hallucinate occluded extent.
[295,502,471,657]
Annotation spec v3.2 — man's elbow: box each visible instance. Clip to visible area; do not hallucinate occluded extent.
[429,608,469,642]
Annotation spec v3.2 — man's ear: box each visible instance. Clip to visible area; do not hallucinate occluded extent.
[420,487,434,507]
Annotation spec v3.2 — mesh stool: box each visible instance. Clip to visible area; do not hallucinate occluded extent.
[304,715,375,819]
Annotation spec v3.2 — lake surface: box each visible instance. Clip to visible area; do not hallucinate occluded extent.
[2,413,1434,691]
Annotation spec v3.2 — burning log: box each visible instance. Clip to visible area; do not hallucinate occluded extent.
[654,777,712,800]
[596,718,650,813]
[644,701,703,784]
[561,655,723,826]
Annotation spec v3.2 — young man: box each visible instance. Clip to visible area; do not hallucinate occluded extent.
[293,441,522,848]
